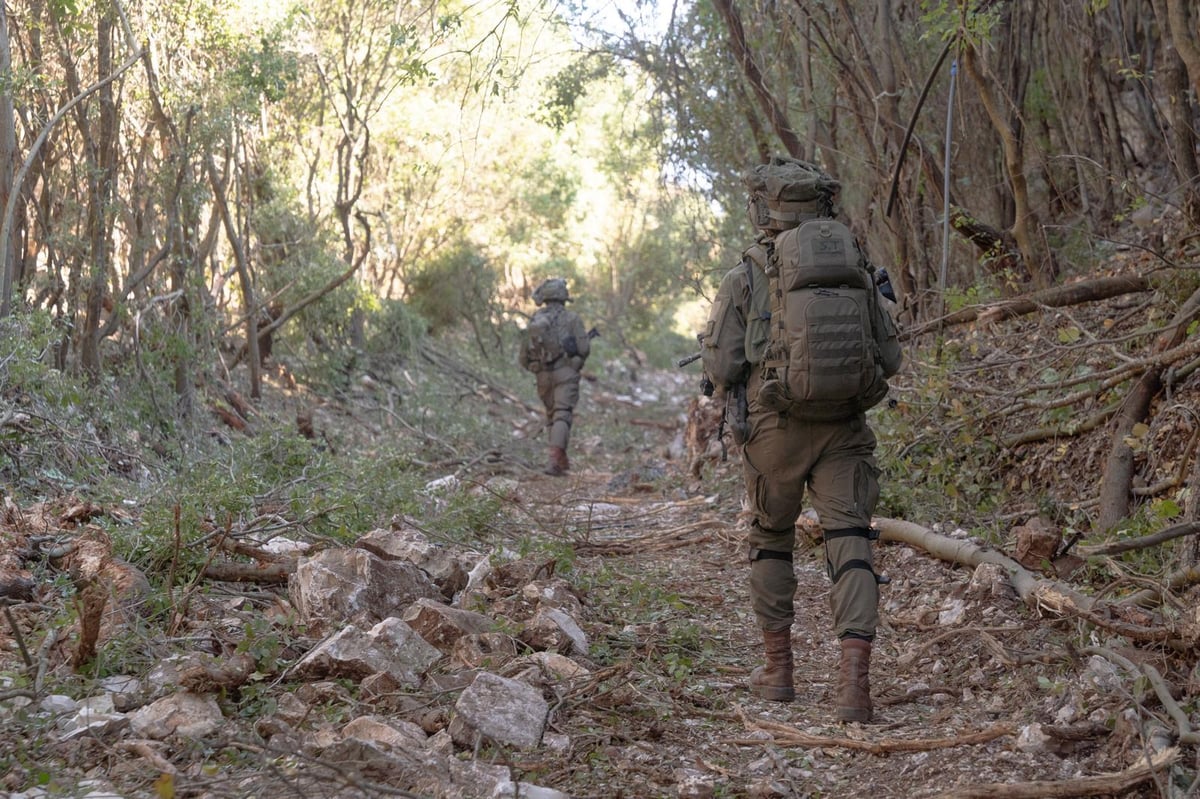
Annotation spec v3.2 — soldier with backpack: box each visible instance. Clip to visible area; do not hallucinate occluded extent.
[519,278,591,476]
[700,156,903,722]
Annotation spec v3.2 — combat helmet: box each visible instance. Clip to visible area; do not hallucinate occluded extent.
[743,156,840,232]
[533,278,570,306]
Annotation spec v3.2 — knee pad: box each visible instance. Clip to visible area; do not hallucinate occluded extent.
[823,527,887,585]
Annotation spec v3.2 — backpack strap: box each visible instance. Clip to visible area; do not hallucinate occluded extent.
[763,205,827,230]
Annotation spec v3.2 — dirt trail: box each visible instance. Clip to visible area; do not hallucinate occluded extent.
[514,375,1170,798]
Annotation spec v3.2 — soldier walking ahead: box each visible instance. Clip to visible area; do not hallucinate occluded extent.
[700,157,903,721]
[519,278,591,476]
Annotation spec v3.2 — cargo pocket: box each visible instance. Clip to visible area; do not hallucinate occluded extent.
[854,458,882,522]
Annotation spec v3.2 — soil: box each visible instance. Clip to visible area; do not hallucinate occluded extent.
[501,367,1184,799]
[2,252,1198,797]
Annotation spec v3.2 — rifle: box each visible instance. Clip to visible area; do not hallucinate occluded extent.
[677,337,748,451]
[565,327,601,358]
[727,382,748,445]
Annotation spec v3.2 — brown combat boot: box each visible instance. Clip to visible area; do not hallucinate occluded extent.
[749,629,795,702]
[836,638,872,722]
[544,446,569,476]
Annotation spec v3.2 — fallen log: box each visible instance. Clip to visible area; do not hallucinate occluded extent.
[201,561,289,583]
[873,517,1197,649]
[901,274,1151,341]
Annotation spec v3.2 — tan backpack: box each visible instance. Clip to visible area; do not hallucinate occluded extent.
[758,219,896,420]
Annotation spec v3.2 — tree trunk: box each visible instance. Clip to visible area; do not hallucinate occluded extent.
[1153,0,1200,225]
[711,0,803,158]
[0,3,17,318]
[1165,0,1200,99]
[961,42,1052,288]
[80,8,119,382]
[207,153,261,399]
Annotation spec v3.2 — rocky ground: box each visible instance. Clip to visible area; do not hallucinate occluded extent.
[2,267,1199,797]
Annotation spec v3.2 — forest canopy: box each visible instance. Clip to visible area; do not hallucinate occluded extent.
[0,0,1198,528]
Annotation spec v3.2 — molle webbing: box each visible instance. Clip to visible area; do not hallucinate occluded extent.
[763,203,826,230]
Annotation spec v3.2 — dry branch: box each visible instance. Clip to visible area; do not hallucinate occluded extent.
[1098,280,1200,530]
[928,746,1177,798]
[573,521,717,556]
[901,275,1151,341]
[874,517,1196,648]
[1076,520,1200,556]
[201,561,289,583]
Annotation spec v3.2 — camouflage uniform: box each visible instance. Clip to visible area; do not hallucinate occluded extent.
[519,279,590,475]
[704,203,902,719]
[710,256,900,639]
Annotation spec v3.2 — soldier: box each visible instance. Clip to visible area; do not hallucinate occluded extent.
[519,278,591,476]
[701,157,902,721]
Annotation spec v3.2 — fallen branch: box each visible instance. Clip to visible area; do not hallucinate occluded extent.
[1122,564,1200,609]
[1088,646,1200,745]
[928,746,1177,798]
[873,517,1197,649]
[219,537,295,564]
[998,403,1118,449]
[201,561,290,583]
[1075,520,1200,557]
[902,274,1151,341]
[573,521,718,556]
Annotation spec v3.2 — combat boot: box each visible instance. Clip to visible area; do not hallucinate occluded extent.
[749,629,795,702]
[836,638,872,722]
[544,446,569,476]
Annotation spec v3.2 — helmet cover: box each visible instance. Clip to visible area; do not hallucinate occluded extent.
[533,278,570,305]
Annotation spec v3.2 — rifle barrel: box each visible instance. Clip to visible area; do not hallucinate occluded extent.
[676,352,702,368]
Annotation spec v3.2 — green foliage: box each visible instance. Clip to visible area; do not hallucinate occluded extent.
[918,1,1001,44]
[230,22,301,106]
[406,237,498,335]
[125,430,429,581]
[942,282,995,313]
[0,311,154,493]
[536,55,613,131]
[512,156,580,234]
[362,298,424,363]
[0,311,85,410]
[421,484,505,545]
[872,352,1007,523]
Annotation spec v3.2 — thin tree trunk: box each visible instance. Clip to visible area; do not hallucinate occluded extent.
[961,43,1051,287]
[711,0,803,157]
[1153,0,1200,225]
[1165,0,1200,99]
[80,8,118,382]
[0,4,17,317]
[206,154,260,399]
